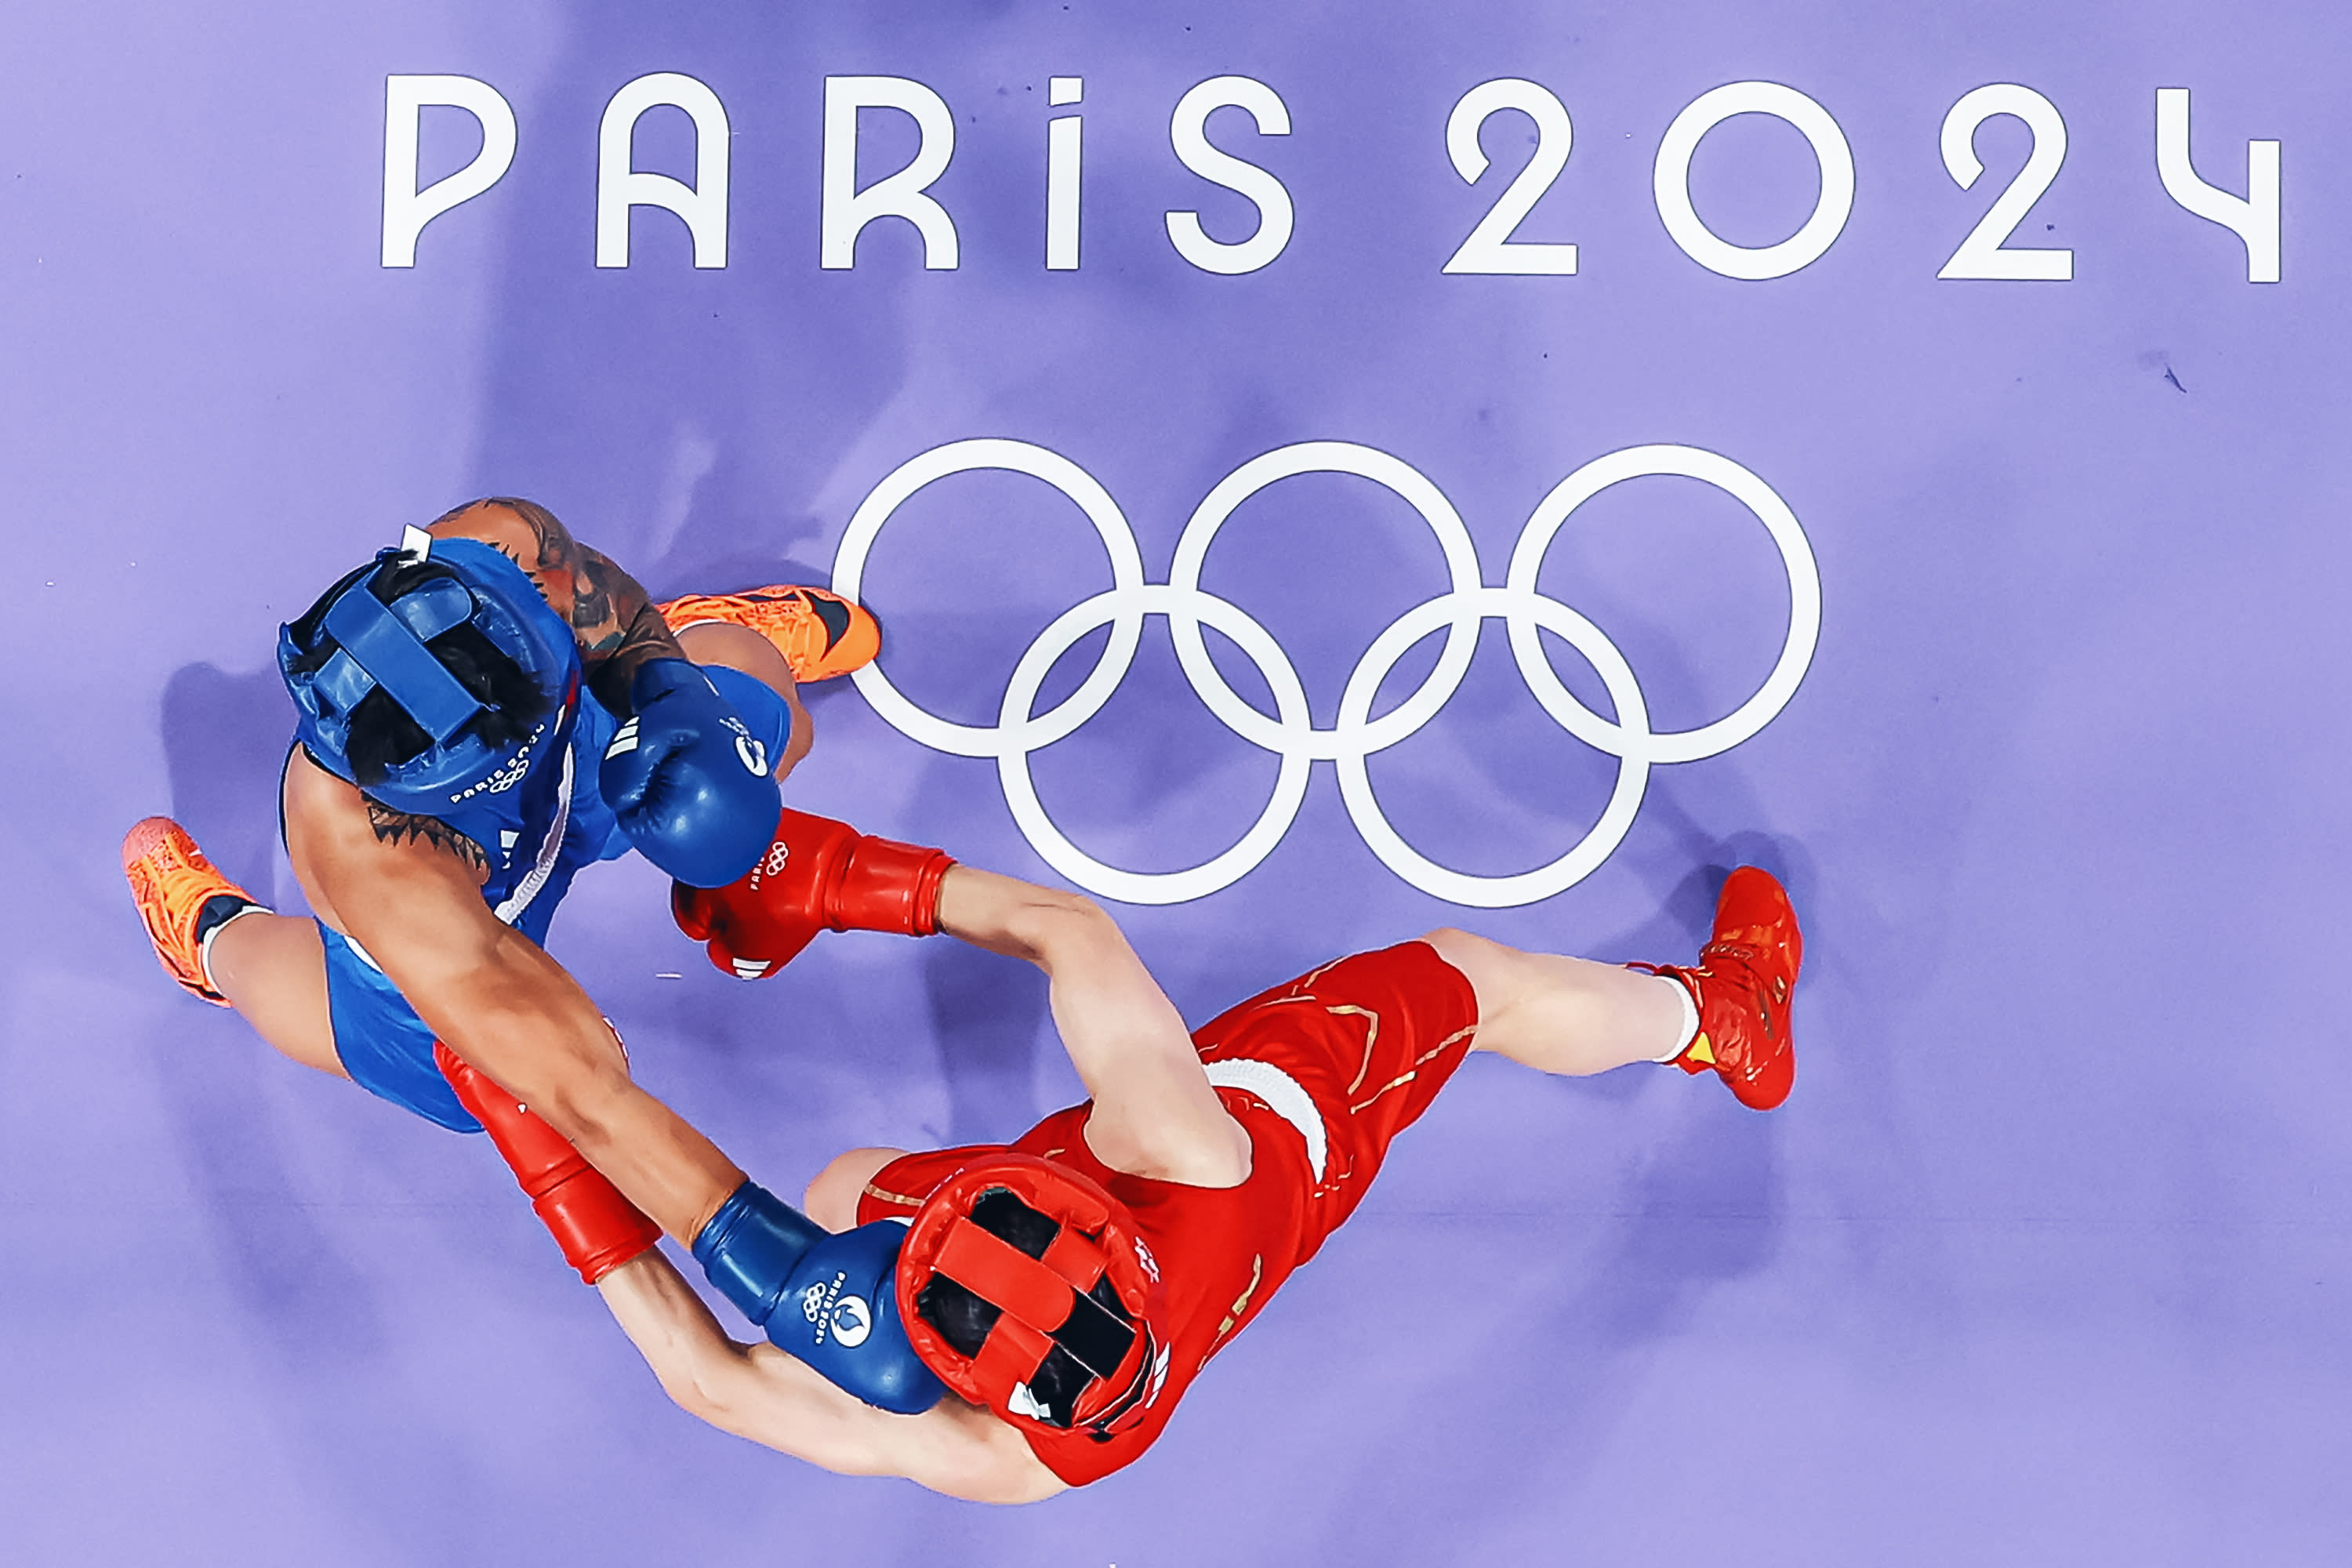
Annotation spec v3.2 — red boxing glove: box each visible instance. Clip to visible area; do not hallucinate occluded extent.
[671,806,955,980]
[435,1043,663,1284]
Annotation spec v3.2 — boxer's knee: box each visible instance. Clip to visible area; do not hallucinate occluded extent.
[1417,926,1511,982]
[676,620,789,686]
[1417,927,1524,1046]
[804,1146,910,1230]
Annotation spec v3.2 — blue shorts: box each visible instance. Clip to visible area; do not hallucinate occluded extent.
[321,664,790,1131]
[321,922,483,1131]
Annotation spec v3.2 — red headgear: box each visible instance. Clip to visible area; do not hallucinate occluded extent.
[895,1154,1170,1439]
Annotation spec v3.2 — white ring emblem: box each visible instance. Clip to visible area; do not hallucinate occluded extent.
[832,440,1820,909]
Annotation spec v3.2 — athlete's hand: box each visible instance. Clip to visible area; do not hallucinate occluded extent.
[693,1179,945,1414]
[671,808,954,978]
[601,658,781,888]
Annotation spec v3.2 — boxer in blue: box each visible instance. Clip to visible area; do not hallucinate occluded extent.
[122,495,881,1248]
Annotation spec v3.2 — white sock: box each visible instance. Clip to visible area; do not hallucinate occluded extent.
[197,903,272,995]
[1650,975,1699,1063]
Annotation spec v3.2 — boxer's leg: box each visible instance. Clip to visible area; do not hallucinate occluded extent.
[1419,927,1688,1076]
[802,1146,914,1230]
[1424,866,1802,1109]
[205,913,345,1077]
[677,621,815,778]
[122,817,344,1077]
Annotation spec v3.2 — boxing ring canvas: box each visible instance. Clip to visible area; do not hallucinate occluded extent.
[5,0,2349,1561]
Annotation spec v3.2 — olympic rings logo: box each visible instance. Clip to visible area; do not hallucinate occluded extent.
[830,440,1820,909]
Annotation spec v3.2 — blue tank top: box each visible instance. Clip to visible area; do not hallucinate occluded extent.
[284,576,789,1131]
[437,679,631,944]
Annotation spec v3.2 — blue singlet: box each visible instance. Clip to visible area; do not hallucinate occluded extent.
[304,662,787,1131]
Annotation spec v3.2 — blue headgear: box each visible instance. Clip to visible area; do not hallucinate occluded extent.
[278,528,581,813]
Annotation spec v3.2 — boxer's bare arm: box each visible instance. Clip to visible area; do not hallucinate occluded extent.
[429,497,812,771]
[594,1251,1065,1503]
[283,751,744,1243]
[427,498,680,713]
[934,867,1250,1187]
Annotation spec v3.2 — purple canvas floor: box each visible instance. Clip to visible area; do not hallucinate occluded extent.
[5,2,2350,1562]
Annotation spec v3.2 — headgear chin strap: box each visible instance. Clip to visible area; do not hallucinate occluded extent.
[279,531,580,813]
[895,1154,1171,1439]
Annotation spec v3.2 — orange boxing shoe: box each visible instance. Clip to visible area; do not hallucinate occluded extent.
[657,586,880,684]
[1630,866,1802,1111]
[121,817,267,1006]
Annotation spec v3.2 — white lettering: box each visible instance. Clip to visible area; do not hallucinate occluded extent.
[2155,87,2280,283]
[1937,84,2072,281]
[382,74,517,268]
[821,76,960,270]
[1164,76,1294,274]
[597,72,731,269]
[1653,81,1853,280]
[1442,78,1578,276]
[1047,76,1083,270]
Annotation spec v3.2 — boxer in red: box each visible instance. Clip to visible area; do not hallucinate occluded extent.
[451,807,1800,1501]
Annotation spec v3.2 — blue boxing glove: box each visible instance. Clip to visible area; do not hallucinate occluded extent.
[601,659,782,888]
[694,1181,946,1415]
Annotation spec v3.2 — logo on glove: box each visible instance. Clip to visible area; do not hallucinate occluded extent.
[830,1295,873,1348]
[721,713,771,778]
[797,1271,873,1348]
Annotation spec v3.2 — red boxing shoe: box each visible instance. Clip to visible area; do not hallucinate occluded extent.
[1629,866,1802,1111]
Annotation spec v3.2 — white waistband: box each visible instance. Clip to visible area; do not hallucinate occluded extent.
[1203,1058,1328,1183]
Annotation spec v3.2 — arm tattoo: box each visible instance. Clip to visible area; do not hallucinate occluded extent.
[366,800,492,876]
[448,495,684,713]
[573,548,685,713]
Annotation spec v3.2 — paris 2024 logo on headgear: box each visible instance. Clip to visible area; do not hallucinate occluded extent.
[833,440,1820,909]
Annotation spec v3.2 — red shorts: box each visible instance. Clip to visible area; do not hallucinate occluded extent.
[860,940,1481,1247]
[1184,938,1480,1265]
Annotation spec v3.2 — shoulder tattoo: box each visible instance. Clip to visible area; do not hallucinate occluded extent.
[365,800,491,874]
